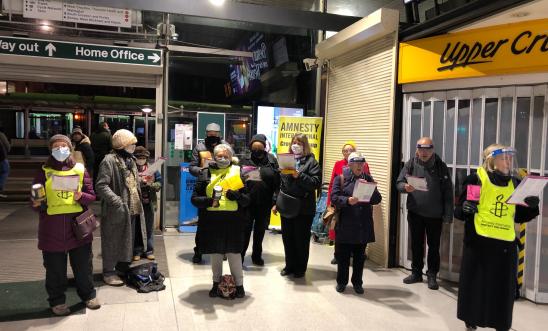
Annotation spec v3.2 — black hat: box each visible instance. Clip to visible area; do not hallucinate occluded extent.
[249,134,267,148]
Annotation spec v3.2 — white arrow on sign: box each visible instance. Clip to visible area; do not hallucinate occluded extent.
[148,53,161,63]
[45,43,56,56]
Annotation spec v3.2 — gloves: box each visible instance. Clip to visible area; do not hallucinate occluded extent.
[225,189,241,201]
[462,201,478,215]
[524,196,540,208]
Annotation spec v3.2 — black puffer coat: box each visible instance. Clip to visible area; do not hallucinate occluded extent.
[279,154,321,216]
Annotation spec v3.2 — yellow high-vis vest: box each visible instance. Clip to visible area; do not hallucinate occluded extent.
[474,167,516,241]
[43,163,85,215]
[206,166,240,212]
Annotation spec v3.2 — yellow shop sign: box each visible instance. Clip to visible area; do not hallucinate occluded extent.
[398,19,548,83]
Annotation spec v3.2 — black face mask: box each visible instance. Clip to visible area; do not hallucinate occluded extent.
[205,136,221,148]
[251,149,265,159]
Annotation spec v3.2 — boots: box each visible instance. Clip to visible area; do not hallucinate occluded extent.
[235,285,245,298]
[427,274,439,290]
[209,282,219,297]
[403,273,423,284]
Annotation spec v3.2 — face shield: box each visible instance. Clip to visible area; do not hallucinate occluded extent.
[488,147,518,176]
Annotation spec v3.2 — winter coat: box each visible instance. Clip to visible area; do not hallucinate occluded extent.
[279,154,322,216]
[74,135,95,174]
[137,164,162,211]
[189,140,227,178]
[327,158,370,206]
[31,159,96,252]
[454,172,539,330]
[240,152,280,212]
[190,164,250,254]
[90,127,112,162]
[95,152,147,267]
[396,154,453,221]
[330,167,382,245]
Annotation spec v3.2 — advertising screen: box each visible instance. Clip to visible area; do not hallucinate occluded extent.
[256,105,303,155]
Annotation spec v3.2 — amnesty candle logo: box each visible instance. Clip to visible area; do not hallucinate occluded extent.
[490,194,509,218]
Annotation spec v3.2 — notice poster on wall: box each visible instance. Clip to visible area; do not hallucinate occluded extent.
[276,116,323,161]
[174,123,193,150]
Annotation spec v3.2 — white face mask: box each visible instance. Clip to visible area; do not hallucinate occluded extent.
[52,146,71,162]
[291,144,303,155]
[125,144,136,154]
[136,159,147,166]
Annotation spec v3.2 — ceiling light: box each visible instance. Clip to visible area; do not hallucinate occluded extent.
[40,21,52,31]
[209,0,226,7]
[141,106,153,113]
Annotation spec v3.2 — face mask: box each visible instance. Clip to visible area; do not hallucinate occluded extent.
[125,144,136,154]
[215,157,231,169]
[251,149,265,159]
[291,144,303,155]
[136,159,147,166]
[205,136,221,147]
[52,146,71,162]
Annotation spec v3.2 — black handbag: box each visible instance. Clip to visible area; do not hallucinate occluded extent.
[72,209,98,241]
[276,191,301,218]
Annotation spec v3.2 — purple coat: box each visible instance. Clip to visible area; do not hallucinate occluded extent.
[32,158,96,252]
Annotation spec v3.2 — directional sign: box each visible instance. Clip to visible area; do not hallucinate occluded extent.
[0,36,162,66]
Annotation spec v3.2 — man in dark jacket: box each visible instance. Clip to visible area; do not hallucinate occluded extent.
[396,137,453,290]
[240,134,280,266]
[71,127,95,175]
[91,122,112,183]
[189,122,225,264]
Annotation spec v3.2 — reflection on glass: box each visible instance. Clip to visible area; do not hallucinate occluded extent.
[471,99,482,166]
[531,96,545,170]
[515,97,530,169]
[433,101,444,157]
[423,101,431,137]
[500,97,513,146]
[445,100,455,164]
[456,100,470,165]
[451,168,469,274]
[411,102,422,158]
[484,98,498,150]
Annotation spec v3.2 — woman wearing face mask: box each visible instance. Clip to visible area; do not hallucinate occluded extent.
[240,134,280,265]
[31,134,100,315]
[274,133,322,278]
[191,144,251,298]
[95,129,147,286]
[454,144,539,331]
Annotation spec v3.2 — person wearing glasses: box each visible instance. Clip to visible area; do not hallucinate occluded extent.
[396,137,453,290]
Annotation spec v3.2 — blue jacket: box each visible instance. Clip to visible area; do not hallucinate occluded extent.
[330,168,382,245]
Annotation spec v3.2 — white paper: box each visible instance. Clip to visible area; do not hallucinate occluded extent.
[406,176,428,192]
[174,123,193,150]
[507,176,548,205]
[242,166,261,181]
[352,180,377,202]
[277,153,296,170]
[143,158,165,176]
[51,175,80,191]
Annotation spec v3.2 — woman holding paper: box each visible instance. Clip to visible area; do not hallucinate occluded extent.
[191,144,250,298]
[454,144,539,331]
[274,133,321,278]
[31,134,100,315]
[330,152,381,294]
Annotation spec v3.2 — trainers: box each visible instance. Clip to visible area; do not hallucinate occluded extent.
[103,274,124,286]
[235,285,245,298]
[353,285,364,294]
[146,254,155,260]
[330,257,338,265]
[403,273,423,284]
[336,284,346,293]
[51,303,70,316]
[85,298,101,310]
[192,253,202,264]
[427,275,439,290]
[133,255,141,261]
[209,282,219,298]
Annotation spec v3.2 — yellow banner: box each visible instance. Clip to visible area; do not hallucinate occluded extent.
[398,19,548,84]
[277,116,323,161]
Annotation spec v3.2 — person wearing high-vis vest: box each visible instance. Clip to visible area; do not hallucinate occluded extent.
[191,144,250,299]
[454,144,539,331]
[31,134,100,316]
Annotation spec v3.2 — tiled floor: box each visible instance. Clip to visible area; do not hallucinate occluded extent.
[1,229,548,331]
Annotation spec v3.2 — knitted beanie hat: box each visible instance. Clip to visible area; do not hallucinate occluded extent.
[133,146,150,158]
[112,129,137,150]
[49,134,72,150]
[249,134,267,148]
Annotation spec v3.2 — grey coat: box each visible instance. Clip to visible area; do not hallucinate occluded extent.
[96,153,147,271]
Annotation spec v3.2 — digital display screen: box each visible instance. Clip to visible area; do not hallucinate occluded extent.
[256,105,304,155]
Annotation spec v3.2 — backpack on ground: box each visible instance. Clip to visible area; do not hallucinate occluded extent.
[125,262,166,293]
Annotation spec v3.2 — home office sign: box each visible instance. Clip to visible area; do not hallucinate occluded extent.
[398,19,548,83]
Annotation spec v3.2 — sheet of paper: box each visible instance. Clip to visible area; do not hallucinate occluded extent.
[242,166,261,181]
[406,176,428,192]
[277,153,296,170]
[144,158,166,176]
[352,179,377,202]
[51,175,80,192]
[507,176,548,205]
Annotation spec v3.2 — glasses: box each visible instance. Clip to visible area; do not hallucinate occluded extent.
[342,149,354,154]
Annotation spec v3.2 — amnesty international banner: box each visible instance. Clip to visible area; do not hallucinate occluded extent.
[269,116,323,230]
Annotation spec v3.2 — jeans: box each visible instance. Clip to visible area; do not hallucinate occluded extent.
[134,204,154,255]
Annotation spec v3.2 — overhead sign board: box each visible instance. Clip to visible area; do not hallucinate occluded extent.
[23,0,132,28]
[0,36,162,66]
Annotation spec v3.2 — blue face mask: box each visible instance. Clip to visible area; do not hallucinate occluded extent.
[52,146,71,162]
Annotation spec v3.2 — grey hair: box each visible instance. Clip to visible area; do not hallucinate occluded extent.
[213,143,234,158]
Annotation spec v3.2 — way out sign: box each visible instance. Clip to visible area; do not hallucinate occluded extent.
[0,36,162,66]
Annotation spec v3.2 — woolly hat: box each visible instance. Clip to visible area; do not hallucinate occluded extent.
[49,134,72,150]
[206,123,221,132]
[112,129,137,150]
[71,127,83,135]
[249,134,267,148]
[134,146,150,158]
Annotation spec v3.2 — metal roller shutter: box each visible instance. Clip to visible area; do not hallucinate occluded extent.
[324,33,398,266]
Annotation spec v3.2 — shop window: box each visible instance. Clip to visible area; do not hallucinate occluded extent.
[470,98,482,166]
[422,101,431,137]
[410,102,422,156]
[456,99,470,165]
[432,101,444,157]
[531,96,545,170]
[500,97,513,147]
[483,98,498,150]
[515,97,531,169]
[445,100,455,164]
[451,167,468,274]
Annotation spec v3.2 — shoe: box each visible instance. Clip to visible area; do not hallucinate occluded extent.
[336,284,346,293]
[427,274,439,290]
[133,255,141,261]
[51,303,70,316]
[330,257,337,265]
[280,269,293,277]
[209,282,219,298]
[192,253,202,264]
[235,285,245,298]
[146,254,155,260]
[465,323,477,330]
[252,256,264,266]
[403,273,423,284]
[85,298,101,310]
[103,274,124,286]
[353,285,364,294]
[293,272,305,278]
